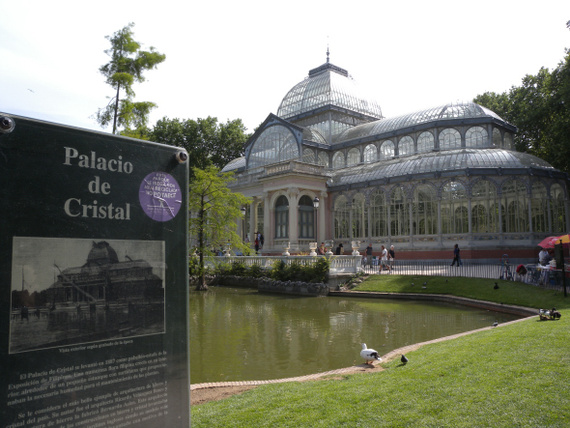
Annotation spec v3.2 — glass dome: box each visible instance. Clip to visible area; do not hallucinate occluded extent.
[336,102,509,143]
[329,148,555,186]
[277,62,383,121]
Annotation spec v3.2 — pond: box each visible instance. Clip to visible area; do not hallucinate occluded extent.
[189,287,520,384]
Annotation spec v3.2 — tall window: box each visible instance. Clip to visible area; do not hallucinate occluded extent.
[471,180,498,233]
[439,128,461,150]
[298,195,315,239]
[492,128,502,147]
[398,136,414,156]
[256,202,264,236]
[413,185,436,235]
[332,152,345,168]
[347,148,360,166]
[364,144,377,163]
[531,181,548,233]
[441,181,467,234]
[274,195,289,238]
[502,179,527,233]
[504,133,514,149]
[334,196,350,239]
[370,189,387,237]
[551,184,567,233]
[417,132,434,153]
[390,187,409,236]
[302,148,316,164]
[380,140,394,159]
[351,194,368,238]
[465,126,488,148]
[318,152,329,167]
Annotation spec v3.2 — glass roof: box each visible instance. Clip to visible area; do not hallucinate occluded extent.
[221,156,245,172]
[336,102,507,143]
[277,62,383,121]
[329,149,555,186]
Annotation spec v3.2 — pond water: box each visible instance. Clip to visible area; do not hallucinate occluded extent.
[189,287,520,384]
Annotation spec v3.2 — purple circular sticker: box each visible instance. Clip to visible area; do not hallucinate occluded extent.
[139,172,182,222]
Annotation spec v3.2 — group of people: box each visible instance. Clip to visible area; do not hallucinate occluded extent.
[254,232,264,254]
[362,243,395,271]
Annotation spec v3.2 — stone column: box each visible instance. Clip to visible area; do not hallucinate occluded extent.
[288,187,300,249]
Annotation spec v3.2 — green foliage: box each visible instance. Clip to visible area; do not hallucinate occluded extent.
[189,166,251,288]
[96,23,166,134]
[474,49,570,174]
[150,116,249,181]
[268,258,330,283]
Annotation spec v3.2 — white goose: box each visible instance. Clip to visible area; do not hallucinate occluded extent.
[360,343,382,365]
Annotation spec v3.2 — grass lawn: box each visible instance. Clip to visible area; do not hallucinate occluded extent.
[191,276,570,427]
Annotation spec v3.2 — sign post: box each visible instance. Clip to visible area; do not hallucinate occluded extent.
[0,114,190,426]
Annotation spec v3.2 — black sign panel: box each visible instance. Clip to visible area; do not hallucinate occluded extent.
[0,114,190,427]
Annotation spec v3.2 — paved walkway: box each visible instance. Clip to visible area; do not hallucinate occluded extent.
[190,315,532,391]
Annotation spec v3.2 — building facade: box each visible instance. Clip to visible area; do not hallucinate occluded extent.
[223,58,569,261]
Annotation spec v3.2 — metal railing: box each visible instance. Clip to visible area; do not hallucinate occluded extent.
[205,256,566,291]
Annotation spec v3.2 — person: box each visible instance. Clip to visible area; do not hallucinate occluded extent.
[259,233,264,248]
[365,243,373,267]
[317,242,325,255]
[254,232,260,254]
[380,245,390,271]
[538,248,550,265]
[450,244,463,266]
[335,243,344,255]
[388,245,395,270]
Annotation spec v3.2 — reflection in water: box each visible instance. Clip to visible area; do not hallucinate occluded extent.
[189,287,520,384]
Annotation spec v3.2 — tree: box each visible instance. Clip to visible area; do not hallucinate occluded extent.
[150,116,249,181]
[189,166,251,290]
[97,23,166,134]
[474,49,570,174]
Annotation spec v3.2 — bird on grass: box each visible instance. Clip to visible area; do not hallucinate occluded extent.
[494,282,499,289]
[360,343,382,365]
[401,354,409,364]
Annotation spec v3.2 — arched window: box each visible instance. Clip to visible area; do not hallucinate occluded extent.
[334,196,350,239]
[298,195,315,239]
[417,132,434,153]
[439,128,461,150]
[492,128,502,147]
[502,179,527,233]
[390,187,409,236]
[413,185,436,235]
[332,152,345,169]
[275,195,289,238]
[465,126,488,148]
[531,181,548,233]
[380,140,394,159]
[352,193,367,238]
[347,148,360,166]
[370,189,387,237]
[302,148,316,164]
[318,152,329,167]
[364,144,377,163]
[248,125,299,168]
[441,181,467,234]
[255,201,264,239]
[504,133,514,150]
[471,180,498,233]
[398,136,414,156]
[551,184,567,233]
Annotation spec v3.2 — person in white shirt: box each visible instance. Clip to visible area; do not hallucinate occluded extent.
[381,245,390,272]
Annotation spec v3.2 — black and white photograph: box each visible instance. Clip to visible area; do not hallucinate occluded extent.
[9,237,166,354]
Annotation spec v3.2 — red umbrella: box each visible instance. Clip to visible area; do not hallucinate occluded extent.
[538,236,561,249]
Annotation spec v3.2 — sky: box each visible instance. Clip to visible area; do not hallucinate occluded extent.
[1,0,569,135]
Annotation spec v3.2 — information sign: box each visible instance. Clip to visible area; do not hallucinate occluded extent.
[0,114,190,427]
